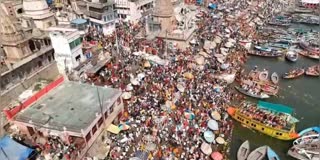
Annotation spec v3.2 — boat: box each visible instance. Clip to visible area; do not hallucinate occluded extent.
[227,101,299,140]
[237,140,250,160]
[255,46,273,52]
[288,145,320,160]
[267,147,280,160]
[248,50,283,57]
[306,65,320,77]
[235,86,270,99]
[294,134,320,146]
[286,51,298,62]
[298,126,320,137]
[298,51,319,60]
[271,72,279,84]
[259,71,269,81]
[283,68,305,79]
[247,146,267,160]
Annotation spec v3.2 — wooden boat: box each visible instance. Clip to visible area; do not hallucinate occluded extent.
[247,146,267,160]
[288,145,320,160]
[267,147,280,160]
[271,72,279,84]
[298,126,320,137]
[306,65,320,77]
[283,68,305,79]
[248,51,283,57]
[259,71,268,81]
[286,51,298,62]
[294,134,320,146]
[299,51,319,60]
[235,86,270,99]
[237,140,250,160]
[255,46,273,52]
[227,101,299,140]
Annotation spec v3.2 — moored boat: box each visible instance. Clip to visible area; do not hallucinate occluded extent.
[283,68,305,79]
[247,146,267,160]
[267,147,280,160]
[306,65,320,77]
[255,46,273,52]
[271,72,279,84]
[288,145,320,160]
[227,101,299,140]
[286,51,298,62]
[235,86,270,99]
[248,51,283,57]
[237,140,250,160]
[298,126,320,137]
[293,134,320,146]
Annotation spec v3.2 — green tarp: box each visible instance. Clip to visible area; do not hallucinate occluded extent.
[258,101,293,115]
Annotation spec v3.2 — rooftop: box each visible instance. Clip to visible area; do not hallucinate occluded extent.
[14,81,122,133]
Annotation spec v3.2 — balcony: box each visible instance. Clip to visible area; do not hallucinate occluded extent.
[88,11,103,20]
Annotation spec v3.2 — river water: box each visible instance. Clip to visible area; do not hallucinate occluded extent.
[230,24,320,159]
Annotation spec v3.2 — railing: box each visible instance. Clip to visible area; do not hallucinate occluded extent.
[3,76,64,120]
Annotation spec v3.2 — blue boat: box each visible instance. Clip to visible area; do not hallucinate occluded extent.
[254,46,273,52]
[298,126,320,137]
[267,147,280,160]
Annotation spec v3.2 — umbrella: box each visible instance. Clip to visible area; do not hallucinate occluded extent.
[119,123,130,130]
[211,151,223,160]
[220,63,230,70]
[183,72,194,79]
[190,39,197,44]
[195,55,205,65]
[177,83,185,92]
[129,157,141,160]
[201,142,212,155]
[204,130,215,143]
[130,78,140,86]
[126,84,133,91]
[216,137,225,144]
[225,42,233,48]
[144,61,151,68]
[184,112,195,120]
[122,92,132,100]
[144,134,155,142]
[137,73,146,81]
[211,111,221,120]
[145,143,157,151]
[208,119,219,130]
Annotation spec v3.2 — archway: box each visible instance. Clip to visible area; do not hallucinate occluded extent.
[28,40,36,52]
[17,8,23,14]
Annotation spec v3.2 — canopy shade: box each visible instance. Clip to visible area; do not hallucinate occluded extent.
[107,124,121,134]
[0,136,34,160]
[258,101,293,115]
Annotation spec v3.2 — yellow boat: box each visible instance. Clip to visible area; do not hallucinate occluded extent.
[227,101,299,140]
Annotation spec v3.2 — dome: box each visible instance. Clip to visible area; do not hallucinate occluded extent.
[23,0,49,12]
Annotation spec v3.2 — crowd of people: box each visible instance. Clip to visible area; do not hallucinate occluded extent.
[78,0,288,159]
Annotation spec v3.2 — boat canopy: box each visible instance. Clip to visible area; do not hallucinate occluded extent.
[258,101,293,115]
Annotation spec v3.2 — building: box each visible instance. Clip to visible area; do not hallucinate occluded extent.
[9,80,123,159]
[300,0,319,8]
[76,0,117,35]
[0,0,23,18]
[114,0,154,24]
[0,6,59,109]
[48,26,85,74]
[21,0,56,30]
[147,0,197,49]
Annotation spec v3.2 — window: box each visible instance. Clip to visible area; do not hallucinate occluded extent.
[69,38,82,50]
[109,105,114,113]
[246,121,249,124]
[117,98,121,105]
[98,117,103,127]
[92,125,97,135]
[261,128,264,131]
[104,110,108,118]
[75,55,81,62]
[38,61,43,67]
[85,133,91,142]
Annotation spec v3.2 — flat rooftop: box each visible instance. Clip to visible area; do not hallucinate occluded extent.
[15,81,122,133]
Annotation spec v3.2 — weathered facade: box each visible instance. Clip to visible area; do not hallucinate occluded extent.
[0,6,59,109]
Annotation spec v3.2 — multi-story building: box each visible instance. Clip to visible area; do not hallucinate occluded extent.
[0,6,59,109]
[48,26,85,74]
[5,80,123,159]
[77,0,117,35]
[0,0,23,18]
[114,0,154,23]
[300,0,319,8]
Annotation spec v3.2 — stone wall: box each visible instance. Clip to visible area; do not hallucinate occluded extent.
[0,62,60,110]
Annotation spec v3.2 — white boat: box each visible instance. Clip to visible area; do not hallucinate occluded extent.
[247,146,267,160]
[286,51,298,62]
[237,140,250,160]
[271,72,279,84]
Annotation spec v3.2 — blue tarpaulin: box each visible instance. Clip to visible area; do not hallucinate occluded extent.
[208,3,217,9]
[0,136,34,160]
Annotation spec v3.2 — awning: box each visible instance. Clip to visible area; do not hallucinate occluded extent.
[0,136,34,160]
[107,124,120,134]
[258,101,293,115]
